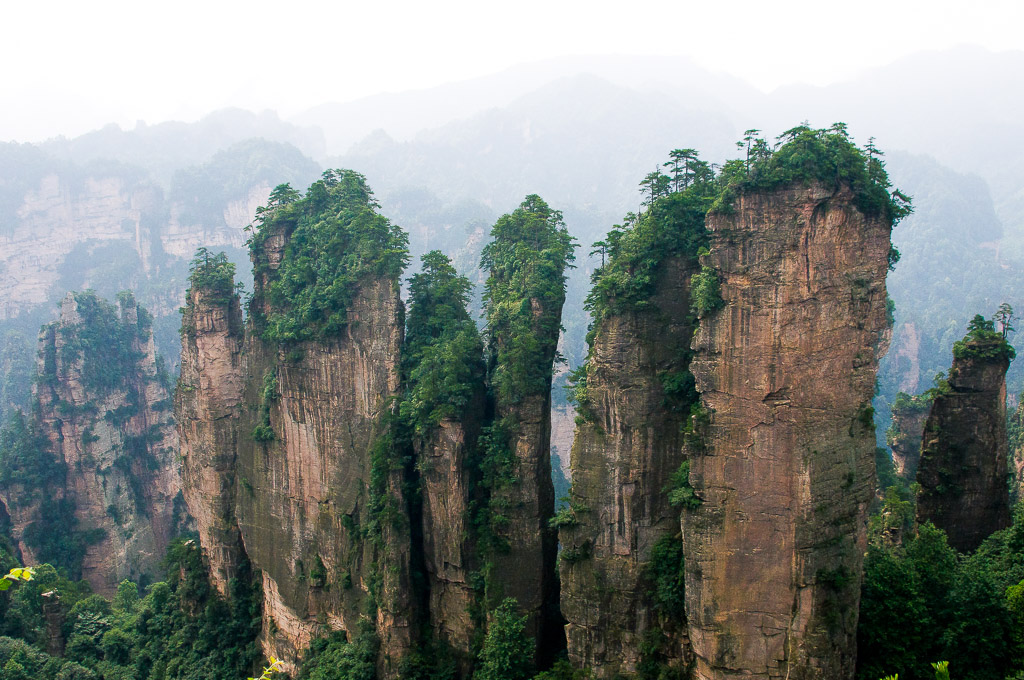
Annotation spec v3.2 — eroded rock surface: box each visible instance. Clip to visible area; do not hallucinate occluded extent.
[1,292,183,596]
[683,184,891,679]
[916,339,1011,552]
[560,257,695,677]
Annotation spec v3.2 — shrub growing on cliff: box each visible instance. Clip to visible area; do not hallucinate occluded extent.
[185,247,240,307]
[584,179,711,326]
[481,194,575,404]
[689,265,723,318]
[473,598,534,680]
[952,312,1016,362]
[712,124,913,226]
[247,171,409,343]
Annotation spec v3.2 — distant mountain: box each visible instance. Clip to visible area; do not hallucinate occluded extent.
[292,54,759,155]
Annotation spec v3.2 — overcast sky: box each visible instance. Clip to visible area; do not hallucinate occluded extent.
[2,0,1022,143]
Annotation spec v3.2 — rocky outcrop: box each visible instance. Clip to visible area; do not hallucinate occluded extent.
[916,333,1011,552]
[419,404,485,664]
[0,291,183,596]
[175,283,246,594]
[560,256,695,677]
[886,392,932,482]
[177,175,411,675]
[683,183,892,679]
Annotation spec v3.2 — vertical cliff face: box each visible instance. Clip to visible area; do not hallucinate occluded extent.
[560,256,696,676]
[481,195,575,662]
[176,173,414,674]
[886,392,932,482]
[419,400,486,661]
[916,326,1012,553]
[0,291,183,595]
[176,278,245,594]
[235,275,406,668]
[684,183,892,679]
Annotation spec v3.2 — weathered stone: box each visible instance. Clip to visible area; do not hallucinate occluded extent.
[916,340,1011,552]
[560,256,695,677]
[176,285,246,594]
[683,184,891,680]
[2,292,183,596]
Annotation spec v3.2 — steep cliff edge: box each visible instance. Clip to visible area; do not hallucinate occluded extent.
[176,250,246,594]
[916,316,1013,552]
[684,178,894,679]
[480,195,575,663]
[0,291,183,595]
[559,181,712,676]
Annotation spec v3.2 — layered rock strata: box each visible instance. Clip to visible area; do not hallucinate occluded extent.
[916,337,1011,552]
[683,183,892,679]
[560,257,696,676]
[176,282,246,594]
[1,291,183,595]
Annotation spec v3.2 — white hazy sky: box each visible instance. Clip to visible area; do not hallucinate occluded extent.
[2,0,1022,143]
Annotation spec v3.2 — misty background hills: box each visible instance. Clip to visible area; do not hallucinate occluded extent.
[2,46,1023,446]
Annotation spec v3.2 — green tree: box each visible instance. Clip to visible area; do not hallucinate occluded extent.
[474,599,534,680]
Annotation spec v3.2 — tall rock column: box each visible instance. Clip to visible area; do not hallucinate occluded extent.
[684,183,892,679]
[235,173,410,674]
[916,318,1012,552]
[886,392,932,483]
[1,291,183,595]
[481,195,574,663]
[176,257,246,595]
[560,257,695,676]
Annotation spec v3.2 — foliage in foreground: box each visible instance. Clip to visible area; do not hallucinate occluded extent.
[0,539,264,680]
[859,498,1024,680]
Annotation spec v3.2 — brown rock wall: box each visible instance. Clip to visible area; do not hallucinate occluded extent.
[916,345,1010,552]
[560,256,695,677]
[683,184,891,679]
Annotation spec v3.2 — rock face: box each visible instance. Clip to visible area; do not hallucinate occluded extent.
[916,338,1011,553]
[179,275,406,672]
[0,291,183,595]
[683,184,892,679]
[560,256,696,677]
[175,283,246,594]
[886,393,932,482]
[237,273,406,669]
[419,404,485,663]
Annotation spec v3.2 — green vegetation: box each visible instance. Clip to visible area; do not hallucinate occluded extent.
[689,265,722,318]
[297,621,378,680]
[251,371,278,443]
[184,247,241,308]
[481,194,575,404]
[712,124,913,225]
[247,171,409,343]
[952,311,1016,362]
[665,461,700,510]
[0,411,61,499]
[473,599,534,680]
[0,540,265,680]
[54,291,147,395]
[646,536,685,618]
[858,499,1024,680]
[401,251,484,438]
